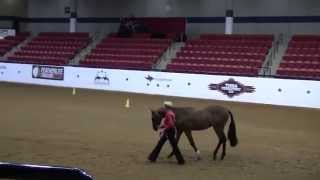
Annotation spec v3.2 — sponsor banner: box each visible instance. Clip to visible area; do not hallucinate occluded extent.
[94,70,110,86]
[0,62,320,109]
[209,78,255,98]
[32,65,64,80]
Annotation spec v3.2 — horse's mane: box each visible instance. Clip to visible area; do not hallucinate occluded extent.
[171,106,194,112]
[156,106,195,116]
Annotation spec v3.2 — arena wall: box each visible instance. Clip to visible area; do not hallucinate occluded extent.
[1,62,319,109]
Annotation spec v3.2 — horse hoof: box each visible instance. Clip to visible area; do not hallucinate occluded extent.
[220,154,225,160]
[195,150,201,160]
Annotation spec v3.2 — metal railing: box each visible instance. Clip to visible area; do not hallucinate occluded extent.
[0,162,94,180]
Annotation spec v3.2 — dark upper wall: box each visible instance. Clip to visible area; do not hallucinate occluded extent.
[23,0,320,34]
[0,0,28,16]
[233,0,320,16]
[25,0,320,18]
[28,0,69,17]
[0,0,28,28]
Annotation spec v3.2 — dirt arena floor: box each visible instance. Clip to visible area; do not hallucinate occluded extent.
[0,83,320,180]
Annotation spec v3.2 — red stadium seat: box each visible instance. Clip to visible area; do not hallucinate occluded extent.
[5,32,91,65]
[277,34,320,80]
[79,33,172,70]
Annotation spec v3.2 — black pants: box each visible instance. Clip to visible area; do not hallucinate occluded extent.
[148,128,185,164]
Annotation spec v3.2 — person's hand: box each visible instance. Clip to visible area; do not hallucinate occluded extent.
[159,128,165,138]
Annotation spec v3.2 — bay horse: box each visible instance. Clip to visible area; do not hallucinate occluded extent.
[151,105,238,160]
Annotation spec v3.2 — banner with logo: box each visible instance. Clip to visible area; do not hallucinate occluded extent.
[32,65,64,80]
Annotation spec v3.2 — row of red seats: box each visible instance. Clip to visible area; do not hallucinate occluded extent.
[131,33,176,39]
[291,35,320,41]
[88,54,157,59]
[177,52,265,60]
[7,55,68,65]
[172,58,262,67]
[90,49,161,56]
[103,37,171,44]
[91,48,162,54]
[0,40,17,45]
[187,40,272,48]
[285,54,320,58]
[182,44,270,54]
[290,42,320,47]
[0,40,22,46]
[289,41,320,44]
[32,38,88,43]
[167,63,259,76]
[22,45,79,52]
[174,56,265,62]
[85,55,156,63]
[80,60,152,70]
[277,67,320,80]
[29,41,87,47]
[34,37,89,41]
[179,49,267,56]
[38,32,89,38]
[0,43,14,49]
[182,46,269,54]
[108,32,178,40]
[4,32,30,40]
[19,50,75,55]
[289,44,320,49]
[283,55,320,62]
[200,34,274,41]
[15,51,74,59]
[280,61,320,69]
[96,43,168,50]
[286,48,320,55]
[0,34,29,46]
[130,33,152,38]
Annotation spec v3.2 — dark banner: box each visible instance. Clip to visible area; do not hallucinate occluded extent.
[32,65,64,80]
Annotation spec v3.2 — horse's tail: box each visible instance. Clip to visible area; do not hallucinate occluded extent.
[227,111,238,147]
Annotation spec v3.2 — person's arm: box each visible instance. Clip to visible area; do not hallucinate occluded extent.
[159,117,166,129]
[158,117,166,138]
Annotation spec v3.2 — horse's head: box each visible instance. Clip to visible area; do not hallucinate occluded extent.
[150,109,165,131]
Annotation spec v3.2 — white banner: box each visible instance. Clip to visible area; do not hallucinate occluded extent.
[0,29,16,39]
[1,62,320,109]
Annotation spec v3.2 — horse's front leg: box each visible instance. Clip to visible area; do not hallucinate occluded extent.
[185,130,201,160]
[167,130,182,159]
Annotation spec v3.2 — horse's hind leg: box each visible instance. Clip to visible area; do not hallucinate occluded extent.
[185,130,201,160]
[167,130,182,159]
[213,127,227,160]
